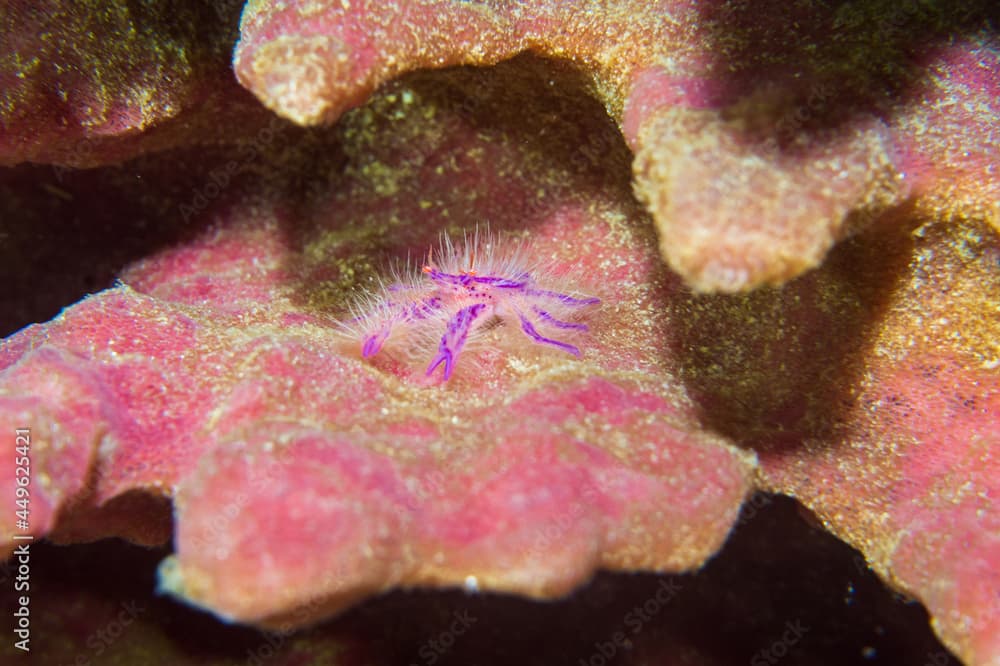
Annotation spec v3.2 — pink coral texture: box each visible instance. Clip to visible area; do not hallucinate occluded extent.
[1,0,998,664]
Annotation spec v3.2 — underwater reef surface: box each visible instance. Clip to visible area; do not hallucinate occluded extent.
[0,1,998,664]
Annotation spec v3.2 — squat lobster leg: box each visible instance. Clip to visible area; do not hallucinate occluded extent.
[517,312,582,357]
[426,303,487,379]
[359,296,445,358]
[525,289,601,307]
[531,306,590,331]
[362,326,393,358]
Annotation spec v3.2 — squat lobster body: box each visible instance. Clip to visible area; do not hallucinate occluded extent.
[344,230,600,381]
